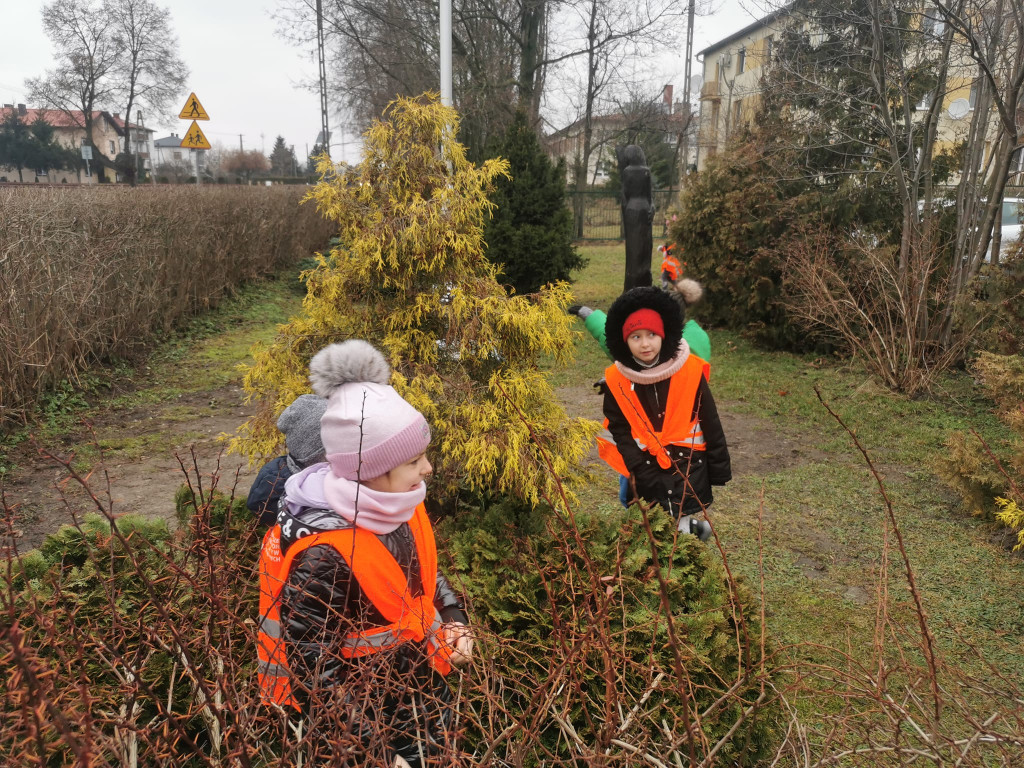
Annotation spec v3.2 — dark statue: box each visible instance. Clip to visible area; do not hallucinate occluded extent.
[617,144,655,292]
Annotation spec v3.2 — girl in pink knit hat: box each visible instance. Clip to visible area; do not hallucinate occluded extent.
[257,340,471,767]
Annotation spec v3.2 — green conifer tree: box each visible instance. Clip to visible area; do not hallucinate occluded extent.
[483,112,585,296]
[232,95,597,506]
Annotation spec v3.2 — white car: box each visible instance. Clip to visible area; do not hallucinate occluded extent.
[999,198,1022,257]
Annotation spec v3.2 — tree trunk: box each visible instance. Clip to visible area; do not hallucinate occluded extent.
[518,0,544,119]
[124,94,136,186]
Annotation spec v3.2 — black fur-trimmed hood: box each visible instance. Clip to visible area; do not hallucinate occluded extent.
[606,287,683,370]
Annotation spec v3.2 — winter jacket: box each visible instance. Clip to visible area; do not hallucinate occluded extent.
[246,456,293,526]
[583,309,611,358]
[276,502,467,765]
[683,319,711,363]
[602,286,730,516]
[603,360,731,513]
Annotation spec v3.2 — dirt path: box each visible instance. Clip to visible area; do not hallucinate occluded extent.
[3,374,823,554]
[3,383,261,552]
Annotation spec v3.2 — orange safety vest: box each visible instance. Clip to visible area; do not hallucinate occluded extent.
[597,354,710,478]
[257,503,455,710]
[660,249,683,282]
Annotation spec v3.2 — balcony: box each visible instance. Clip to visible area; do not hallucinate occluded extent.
[700,80,721,101]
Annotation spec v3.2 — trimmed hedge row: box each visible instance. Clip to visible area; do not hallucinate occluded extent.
[0,185,334,419]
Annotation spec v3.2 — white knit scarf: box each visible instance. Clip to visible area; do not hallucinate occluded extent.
[613,341,691,385]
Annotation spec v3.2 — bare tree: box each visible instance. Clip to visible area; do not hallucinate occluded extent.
[546,0,684,235]
[107,0,189,185]
[222,149,270,182]
[27,0,124,181]
[275,0,681,160]
[934,0,1024,345]
[275,0,522,157]
[761,0,1023,371]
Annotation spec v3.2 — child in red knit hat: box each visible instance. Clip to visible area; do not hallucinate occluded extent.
[597,287,731,540]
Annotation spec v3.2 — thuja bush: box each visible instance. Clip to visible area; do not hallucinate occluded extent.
[938,352,1024,538]
[962,257,1024,356]
[232,94,597,507]
[442,497,779,765]
[0,185,334,421]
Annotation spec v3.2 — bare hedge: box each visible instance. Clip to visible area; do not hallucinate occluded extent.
[0,186,334,420]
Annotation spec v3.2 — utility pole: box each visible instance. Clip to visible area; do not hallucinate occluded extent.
[316,0,331,158]
[440,0,452,106]
[239,134,243,151]
[679,0,696,190]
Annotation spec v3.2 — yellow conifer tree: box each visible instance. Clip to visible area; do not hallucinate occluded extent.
[231,94,598,505]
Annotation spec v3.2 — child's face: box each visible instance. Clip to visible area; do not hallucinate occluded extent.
[626,330,662,364]
[364,452,432,493]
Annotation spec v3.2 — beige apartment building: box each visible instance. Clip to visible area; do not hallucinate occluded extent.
[694,7,1024,184]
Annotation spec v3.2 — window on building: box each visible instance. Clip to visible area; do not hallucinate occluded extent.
[737,47,746,74]
[921,8,944,35]
[108,140,115,154]
[732,99,743,127]
[915,92,933,111]
[764,35,774,64]
[969,79,980,109]
[1012,147,1024,173]
[710,102,720,132]
[173,151,182,161]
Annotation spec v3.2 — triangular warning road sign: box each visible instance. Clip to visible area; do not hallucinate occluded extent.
[178,92,210,120]
[180,121,212,150]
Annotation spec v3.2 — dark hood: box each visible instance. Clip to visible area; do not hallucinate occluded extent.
[605,286,683,370]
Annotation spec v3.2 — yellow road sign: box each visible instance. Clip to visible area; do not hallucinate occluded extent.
[179,92,210,120]
[181,121,212,150]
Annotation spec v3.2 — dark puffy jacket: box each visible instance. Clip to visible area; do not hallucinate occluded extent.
[277,505,467,765]
[603,286,730,517]
[604,372,731,514]
[246,456,293,526]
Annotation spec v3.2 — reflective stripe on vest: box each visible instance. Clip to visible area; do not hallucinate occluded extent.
[257,503,455,709]
[596,354,710,477]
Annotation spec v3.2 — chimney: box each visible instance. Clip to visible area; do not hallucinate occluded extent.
[113,112,120,120]
[663,85,673,106]
[3,103,13,110]
[17,103,27,115]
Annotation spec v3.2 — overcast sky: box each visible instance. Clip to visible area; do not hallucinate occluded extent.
[1,0,769,165]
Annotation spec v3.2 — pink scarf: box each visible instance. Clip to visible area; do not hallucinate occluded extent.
[287,463,425,534]
[322,472,425,534]
[614,341,690,385]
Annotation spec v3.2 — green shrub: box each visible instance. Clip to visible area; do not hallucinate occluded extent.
[483,112,585,296]
[1,489,263,766]
[938,352,1024,527]
[963,257,1024,356]
[174,483,252,529]
[668,140,810,350]
[442,496,779,764]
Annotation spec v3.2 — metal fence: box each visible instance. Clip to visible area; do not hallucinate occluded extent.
[568,188,679,241]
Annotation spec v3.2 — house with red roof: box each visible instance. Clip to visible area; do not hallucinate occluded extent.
[0,103,155,184]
